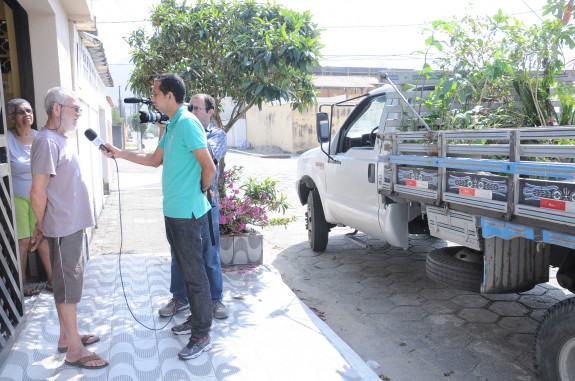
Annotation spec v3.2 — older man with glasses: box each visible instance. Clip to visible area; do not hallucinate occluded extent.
[30,87,108,370]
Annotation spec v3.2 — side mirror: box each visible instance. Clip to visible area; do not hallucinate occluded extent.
[316,112,330,143]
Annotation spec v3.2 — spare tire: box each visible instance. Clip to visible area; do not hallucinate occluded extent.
[426,246,484,293]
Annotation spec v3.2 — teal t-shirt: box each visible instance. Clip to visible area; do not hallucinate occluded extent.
[158,105,211,218]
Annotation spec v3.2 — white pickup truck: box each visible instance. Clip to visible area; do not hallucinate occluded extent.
[295,77,575,380]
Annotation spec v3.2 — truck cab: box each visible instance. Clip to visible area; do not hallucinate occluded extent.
[296,84,427,251]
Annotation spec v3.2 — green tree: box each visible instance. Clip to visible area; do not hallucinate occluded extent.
[130,112,148,148]
[127,0,321,193]
[112,107,123,125]
[130,112,140,131]
[419,0,575,129]
[126,0,322,132]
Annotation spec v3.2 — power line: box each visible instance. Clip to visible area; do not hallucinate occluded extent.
[319,8,545,29]
[97,20,149,24]
[97,8,544,28]
[320,23,423,29]
[520,0,544,22]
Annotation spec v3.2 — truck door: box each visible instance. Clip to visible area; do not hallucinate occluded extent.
[325,94,387,239]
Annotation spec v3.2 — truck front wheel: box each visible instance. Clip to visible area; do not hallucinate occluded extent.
[306,188,329,252]
[535,297,575,381]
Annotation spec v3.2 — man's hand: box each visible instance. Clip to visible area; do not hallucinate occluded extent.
[102,143,119,159]
[30,222,44,252]
[156,122,166,140]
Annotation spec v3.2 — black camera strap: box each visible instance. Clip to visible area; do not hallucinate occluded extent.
[205,190,216,246]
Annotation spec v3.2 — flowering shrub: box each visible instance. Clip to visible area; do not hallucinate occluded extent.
[219,165,288,235]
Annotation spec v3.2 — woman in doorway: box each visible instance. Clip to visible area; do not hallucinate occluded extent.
[7,98,52,297]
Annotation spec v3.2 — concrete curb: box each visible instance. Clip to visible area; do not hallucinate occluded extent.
[228,148,298,159]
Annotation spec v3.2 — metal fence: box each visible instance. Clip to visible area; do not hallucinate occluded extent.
[0,66,23,355]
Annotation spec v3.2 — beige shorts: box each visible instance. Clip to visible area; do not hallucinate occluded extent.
[47,230,85,304]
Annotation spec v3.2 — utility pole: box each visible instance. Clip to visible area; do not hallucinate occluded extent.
[118,85,124,118]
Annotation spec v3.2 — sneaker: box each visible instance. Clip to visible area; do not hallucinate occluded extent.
[212,300,229,320]
[159,297,189,317]
[178,335,212,360]
[172,315,193,335]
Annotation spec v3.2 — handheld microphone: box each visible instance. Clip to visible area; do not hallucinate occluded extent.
[124,97,151,104]
[84,128,112,154]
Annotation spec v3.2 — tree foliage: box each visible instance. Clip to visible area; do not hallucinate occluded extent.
[419,0,575,129]
[126,0,322,132]
[130,112,149,147]
[111,107,123,125]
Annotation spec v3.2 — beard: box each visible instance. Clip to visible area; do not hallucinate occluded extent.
[62,115,78,135]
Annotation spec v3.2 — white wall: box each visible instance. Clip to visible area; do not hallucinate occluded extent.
[226,119,247,148]
[19,0,111,236]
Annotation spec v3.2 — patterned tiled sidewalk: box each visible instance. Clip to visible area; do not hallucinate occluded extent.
[0,253,379,380]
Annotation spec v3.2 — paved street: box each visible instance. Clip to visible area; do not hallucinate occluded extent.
[90,149,573,381]
[2,149,380,381]
[223,151,572,381]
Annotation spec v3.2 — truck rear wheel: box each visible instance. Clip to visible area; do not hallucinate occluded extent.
[535,297,575,381]
[306,188,329,252]
[426,246,483,293]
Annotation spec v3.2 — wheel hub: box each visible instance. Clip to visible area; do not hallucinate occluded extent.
[559,337,575,380]
[454,248,483,264]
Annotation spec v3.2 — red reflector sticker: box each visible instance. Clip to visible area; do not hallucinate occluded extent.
[405,179,428,189]
[459,187,475,196]
[540,198,566,211]
[459,187,493,199]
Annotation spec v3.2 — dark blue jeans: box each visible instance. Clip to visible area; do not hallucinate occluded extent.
[164,213,211,337]
[171,198,223,303]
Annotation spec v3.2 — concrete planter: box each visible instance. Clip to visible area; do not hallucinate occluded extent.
[220,231,263,266]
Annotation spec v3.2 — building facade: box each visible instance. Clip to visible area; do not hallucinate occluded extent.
[0,0,113,361]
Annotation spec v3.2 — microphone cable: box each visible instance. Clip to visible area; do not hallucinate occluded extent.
[109,156,175,331]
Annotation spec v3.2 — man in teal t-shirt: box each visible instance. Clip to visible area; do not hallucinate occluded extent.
[159,96,211,218]
[102,73,216,361]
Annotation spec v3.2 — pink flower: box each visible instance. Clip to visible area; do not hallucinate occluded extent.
[219,166,287,235]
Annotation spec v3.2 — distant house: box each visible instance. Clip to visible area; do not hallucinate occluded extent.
[314,75,379,99]
[231,67,381,153]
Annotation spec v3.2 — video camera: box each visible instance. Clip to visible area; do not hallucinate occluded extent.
[124,97,169,124]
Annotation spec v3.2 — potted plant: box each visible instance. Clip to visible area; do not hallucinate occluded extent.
[218,166,289,265]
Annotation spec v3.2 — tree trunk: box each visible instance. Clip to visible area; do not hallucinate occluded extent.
[218,156,226,199]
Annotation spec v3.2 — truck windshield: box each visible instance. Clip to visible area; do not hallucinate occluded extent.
[346,94,387,138]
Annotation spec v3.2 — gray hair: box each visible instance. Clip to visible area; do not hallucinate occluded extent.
[44,87,77,116]
[7,98,30,115]
[6,98,31,130]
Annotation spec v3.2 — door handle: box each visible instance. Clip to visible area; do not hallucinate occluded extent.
[368,163,375,183]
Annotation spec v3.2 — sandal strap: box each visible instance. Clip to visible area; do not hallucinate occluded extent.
[77,353,102,365]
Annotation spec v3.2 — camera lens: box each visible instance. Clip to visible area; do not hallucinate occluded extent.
[139,111,169,124]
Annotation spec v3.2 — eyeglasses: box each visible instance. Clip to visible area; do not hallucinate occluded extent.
[190,106,206,111]
[12,108,33,116]
[60,104,82,114]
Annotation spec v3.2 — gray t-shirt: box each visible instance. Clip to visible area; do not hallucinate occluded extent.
[30,128,94,238]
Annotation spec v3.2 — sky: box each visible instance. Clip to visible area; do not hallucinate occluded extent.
[91,0,554,103]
